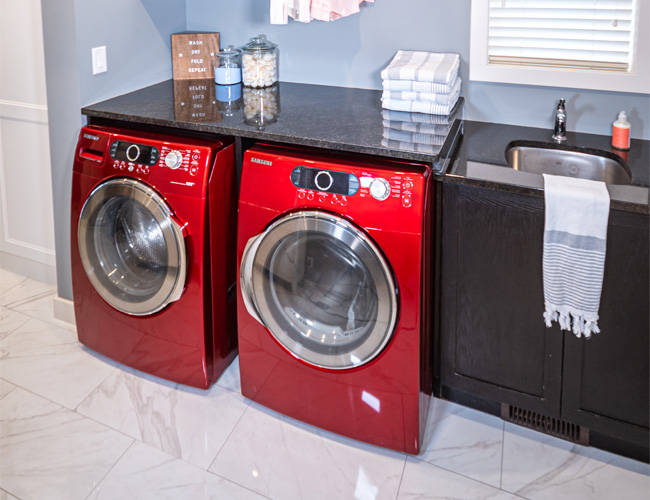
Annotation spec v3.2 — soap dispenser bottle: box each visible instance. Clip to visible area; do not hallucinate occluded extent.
[612,111,631,151]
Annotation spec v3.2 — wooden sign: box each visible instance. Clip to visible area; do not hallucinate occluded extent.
[173,79,221,123]
[171,32,220,80]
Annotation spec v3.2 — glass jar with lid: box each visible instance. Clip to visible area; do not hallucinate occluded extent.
[216,83,242,117]
[241,34,278,88]
[214,45,242,85]
[243,84,280,129]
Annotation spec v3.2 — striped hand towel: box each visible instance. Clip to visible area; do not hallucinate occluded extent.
[381,51,460,84]
[381,138,441,154]
[542,174,610,338]
[380,96,460,116]
[381,109,455,125]
[383,77,462,104]
[382,128,448,146]
[382,77,458,95]
[382,119,451,135]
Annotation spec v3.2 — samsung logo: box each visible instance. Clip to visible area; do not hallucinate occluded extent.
[251,157,272,166]
[83,133,99,141]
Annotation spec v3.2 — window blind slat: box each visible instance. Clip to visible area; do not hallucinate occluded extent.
[491,43,631,57]
[487,0,638,72]
[490,19,633,30]
[490,29,631,43]
[491,47,630,63]
[490,16,632,26]
[488,0,634,9]
[490,11,634,21]
[490,56,629,71]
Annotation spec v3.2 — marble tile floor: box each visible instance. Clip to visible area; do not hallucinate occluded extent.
[1,268,648,500]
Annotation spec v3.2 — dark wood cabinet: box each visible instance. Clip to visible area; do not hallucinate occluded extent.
[438,183,564,416]
[562,208,649,444]
[437,182,649,458]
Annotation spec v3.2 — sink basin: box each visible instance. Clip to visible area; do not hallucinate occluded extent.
[505,141,632,185]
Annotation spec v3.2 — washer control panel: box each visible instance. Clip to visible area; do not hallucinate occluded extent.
[108,141,203,177]
[110,140,159,166]
[289,164,416,208]
[291,166,359,196]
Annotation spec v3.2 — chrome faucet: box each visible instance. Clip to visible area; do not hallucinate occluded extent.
[552,98,567,143]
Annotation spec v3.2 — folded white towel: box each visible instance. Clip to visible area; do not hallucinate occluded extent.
[381,51,460,84]
[542,174,610,338]
[382,119,451,135]
[382,127,449,145]
[381,95,460,116]
[381,109,454,125]
[383,78,462,104]
[383,77,458,95]
[381,138,442,153]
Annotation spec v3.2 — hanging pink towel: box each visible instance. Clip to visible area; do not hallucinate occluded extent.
[310,0,331,21]
[310,0,373,22]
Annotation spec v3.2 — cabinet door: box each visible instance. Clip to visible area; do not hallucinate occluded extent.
[562,209,649,444]
[439,183,564,416]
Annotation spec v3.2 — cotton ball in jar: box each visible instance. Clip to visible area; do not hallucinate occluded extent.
[244,85,279,128]
[241,35,278,88]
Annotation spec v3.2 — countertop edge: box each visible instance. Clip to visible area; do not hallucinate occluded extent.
[82,108,449,165]
[441,171,650,215]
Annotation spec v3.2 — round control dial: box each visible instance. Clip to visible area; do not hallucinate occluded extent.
[369,178,391,201]
[126,144,141,162]
[165,150,184,170]
[314,171,333,191]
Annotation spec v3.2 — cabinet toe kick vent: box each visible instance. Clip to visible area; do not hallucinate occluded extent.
[501,403,589,445]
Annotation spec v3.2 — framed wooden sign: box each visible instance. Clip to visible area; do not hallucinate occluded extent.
[171,32,220,80]
[173,79,221,123]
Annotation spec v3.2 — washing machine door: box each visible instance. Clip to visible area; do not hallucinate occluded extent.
[78,178,187,316]
[241,210,398,370]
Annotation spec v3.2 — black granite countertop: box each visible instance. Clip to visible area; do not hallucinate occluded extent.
[82,80,648,214]
[449,121,649,214]
[82,79,462,168]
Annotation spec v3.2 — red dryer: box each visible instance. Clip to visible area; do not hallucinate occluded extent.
[71,125,237,389]
[237,144,434,454]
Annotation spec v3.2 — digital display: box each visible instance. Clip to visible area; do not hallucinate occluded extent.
[290,167,359,196]
[109,141,159,166]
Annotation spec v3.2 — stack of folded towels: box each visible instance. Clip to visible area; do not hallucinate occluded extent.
[380,50,461,153]
[380,50,461,116]
[381,108,458,154]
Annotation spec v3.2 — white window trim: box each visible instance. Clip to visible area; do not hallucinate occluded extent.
[469,0,650,95]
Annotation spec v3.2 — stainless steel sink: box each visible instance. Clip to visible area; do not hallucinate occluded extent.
[505,141,632,185]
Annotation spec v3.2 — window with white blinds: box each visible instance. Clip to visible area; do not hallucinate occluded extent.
[487,0,638,72]
[469,0,649,93]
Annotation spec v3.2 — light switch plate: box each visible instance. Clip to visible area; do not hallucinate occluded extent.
[92,46,107,75]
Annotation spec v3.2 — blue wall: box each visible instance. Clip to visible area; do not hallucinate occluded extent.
[41,0,83,299]
[75,0,186,106]
[188,0,649,140]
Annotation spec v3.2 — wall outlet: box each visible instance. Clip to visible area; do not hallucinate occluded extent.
[92,46,107,75]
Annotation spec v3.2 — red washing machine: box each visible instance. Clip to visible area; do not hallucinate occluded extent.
[237,144,434,453]
[71,125,238,389]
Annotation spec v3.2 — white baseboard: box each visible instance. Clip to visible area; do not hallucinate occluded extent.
[53,295,76,325]
[0,251,56,285]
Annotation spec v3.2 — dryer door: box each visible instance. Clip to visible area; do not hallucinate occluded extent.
[78,178,187,316]
[241,210,398,370]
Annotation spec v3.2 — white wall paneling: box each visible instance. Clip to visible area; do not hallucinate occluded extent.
[0,0,56,283]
